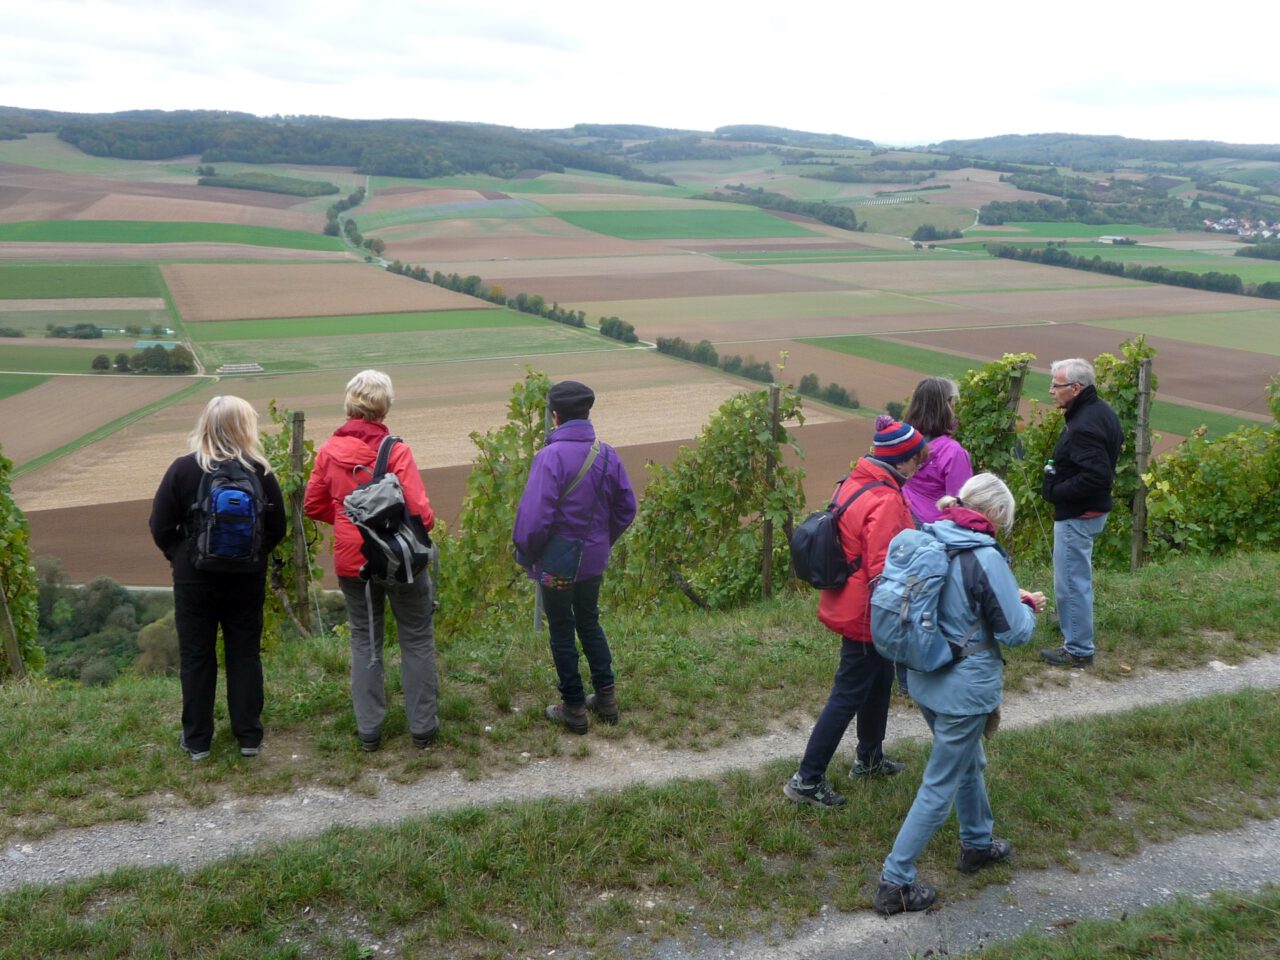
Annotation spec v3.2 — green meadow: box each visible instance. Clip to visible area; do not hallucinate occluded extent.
[965,222,1168,239]
[0,343,139,375]
[1051,243,1280,285]
[802,335,1258,437]
[0,372,48,400]
[554,208,822,240]
[0,309,169,335]
[357,198,547,231]
[0,221,345,251]
[1087,310,1280,356]
[195,323,627,373]
[0,262,165,298]
[368,170,687,198]
[185,308,530,343]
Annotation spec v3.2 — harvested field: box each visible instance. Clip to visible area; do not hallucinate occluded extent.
[491,267,850,303]
[925,168,1056,208]
[731,340,925,412]
[76,194,323,232]
[894,324,1280,418]
[362,188,492,213]
[0,298,165,312]
[427,253,741,281]
[931,284,1264,322]
[767,257,1130,293]
[383,233,674,262]
[0,374,192,466]
[0,242,354,261]
[25,418,870,588]
[162,263,491,322]
[565,291,972,341]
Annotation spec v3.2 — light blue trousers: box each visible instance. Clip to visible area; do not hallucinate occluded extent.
[882,709,992,886]
[1053,513,1108,657]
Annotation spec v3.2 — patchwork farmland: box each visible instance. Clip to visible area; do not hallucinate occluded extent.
[1,134,1277,585]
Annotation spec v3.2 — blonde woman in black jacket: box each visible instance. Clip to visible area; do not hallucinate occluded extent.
[149,396,286,761]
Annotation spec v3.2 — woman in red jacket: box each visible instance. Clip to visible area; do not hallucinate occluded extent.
[304,370,438,752]
[784,417,928,807]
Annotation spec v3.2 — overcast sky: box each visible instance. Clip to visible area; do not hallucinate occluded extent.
[4,0,1278,146]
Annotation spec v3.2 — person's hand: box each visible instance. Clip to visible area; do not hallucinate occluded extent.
[1020,589,1046,613]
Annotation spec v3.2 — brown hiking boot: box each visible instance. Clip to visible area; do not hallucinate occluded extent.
[585,684,619,724]
[546,702,589,735]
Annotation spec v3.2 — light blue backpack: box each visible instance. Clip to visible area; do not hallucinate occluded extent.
[870,527,995,672]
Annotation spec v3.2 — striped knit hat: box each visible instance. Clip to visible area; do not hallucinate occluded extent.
[872,415,926,464]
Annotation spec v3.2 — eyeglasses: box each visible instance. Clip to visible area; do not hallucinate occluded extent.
[1049,381,1079,392]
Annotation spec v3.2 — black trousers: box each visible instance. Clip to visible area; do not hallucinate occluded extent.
[173,575,266,752]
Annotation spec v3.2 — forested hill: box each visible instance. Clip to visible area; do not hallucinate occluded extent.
[0,107,672,183]
[932,133,1280,170]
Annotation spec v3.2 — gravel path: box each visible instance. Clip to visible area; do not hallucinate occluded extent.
[5,653,1279,900]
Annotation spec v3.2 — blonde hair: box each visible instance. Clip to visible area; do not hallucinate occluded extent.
[188,396,271,474]
[937,472,1015,532]
[345,369,393,421]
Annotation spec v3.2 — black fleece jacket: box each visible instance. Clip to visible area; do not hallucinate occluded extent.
[1041,385,1124,521]
[149,453,287,583]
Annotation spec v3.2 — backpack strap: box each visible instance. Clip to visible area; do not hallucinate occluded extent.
[828,478,888,517]
[558,440,600,503]
[372,435,400,480]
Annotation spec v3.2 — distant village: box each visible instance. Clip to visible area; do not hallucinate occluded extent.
[1204,216,1279,240]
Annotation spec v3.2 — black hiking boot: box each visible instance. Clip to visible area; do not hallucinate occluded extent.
[873,878,937,915]
[957,838,1013,874]
[783,773,847,808]
[546,702,589,735]
[1039,645,1093,668]
[585,684,619,724]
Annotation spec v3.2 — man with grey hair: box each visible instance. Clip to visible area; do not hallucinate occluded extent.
[1040,358,1123,668]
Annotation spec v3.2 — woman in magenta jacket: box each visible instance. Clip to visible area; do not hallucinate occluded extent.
[903,377,973,525]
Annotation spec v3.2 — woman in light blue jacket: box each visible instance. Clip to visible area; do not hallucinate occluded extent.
[874,473,1046,915]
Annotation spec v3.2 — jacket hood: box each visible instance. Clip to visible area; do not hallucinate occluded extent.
[320,423,387,470]
[922,516,997,551]
[851,456,905,489]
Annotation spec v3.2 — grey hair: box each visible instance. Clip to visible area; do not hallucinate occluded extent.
[936,472,1016,532]
[345,369,394,421]
[1051,358,1095,388]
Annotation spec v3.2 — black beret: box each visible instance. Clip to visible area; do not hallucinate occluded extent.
[548,380,594,418]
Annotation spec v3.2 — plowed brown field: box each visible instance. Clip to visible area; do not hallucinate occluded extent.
[162,263,493,322]
[491,268,849,302]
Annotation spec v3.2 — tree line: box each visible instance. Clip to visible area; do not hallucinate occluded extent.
[695,184,864,232]
[92,344,196,374]
[988,243,1280,299]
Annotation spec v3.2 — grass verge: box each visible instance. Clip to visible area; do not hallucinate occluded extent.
[1,689,1277,959]
[969,886,1280,960]
[2,551,1278,842]
[0,221,344,252]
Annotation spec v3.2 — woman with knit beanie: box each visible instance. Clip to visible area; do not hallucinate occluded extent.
[784,416,929,807]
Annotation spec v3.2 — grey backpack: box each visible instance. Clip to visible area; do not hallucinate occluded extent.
[342,436,434,583]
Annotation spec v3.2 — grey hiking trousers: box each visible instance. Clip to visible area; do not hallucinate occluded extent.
[339,574,439,741]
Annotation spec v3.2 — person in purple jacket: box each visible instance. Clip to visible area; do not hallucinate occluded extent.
[903,377,973,525]
[514,380,637,735]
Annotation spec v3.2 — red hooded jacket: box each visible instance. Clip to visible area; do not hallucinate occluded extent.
[817,457,916,642]
[304,419,434,579]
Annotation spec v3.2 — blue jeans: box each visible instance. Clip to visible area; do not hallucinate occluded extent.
[797,639,894,783]
[542,575,613,707]
[1053,513,1108,657]
[882,708,992,885]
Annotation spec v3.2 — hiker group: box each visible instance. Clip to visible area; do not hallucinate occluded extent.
[782,361,1122,916]
[147,359,1121,917]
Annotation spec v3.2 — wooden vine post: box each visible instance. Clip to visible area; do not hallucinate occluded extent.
[290,410,311,634]
[762,383,781,599]
[0,588,27,681]
[1131,358,1153,571]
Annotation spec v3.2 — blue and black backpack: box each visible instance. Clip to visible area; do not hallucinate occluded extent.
[188,460,266,572]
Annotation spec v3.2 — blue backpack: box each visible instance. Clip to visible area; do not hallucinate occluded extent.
[869,526,995,672]
[189,460,266,572]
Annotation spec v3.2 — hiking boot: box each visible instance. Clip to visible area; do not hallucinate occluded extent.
[546,702,589,735]
[1039,645,1093,668]
[851,755,907,778]
[585,684,619,724]
[411,726,439,749]
[783,773,847,808]
[957,838,1013,874]
[239,744,260,758]
[179,734,210,762]
[873,878,937,915]
[358,733,382,753]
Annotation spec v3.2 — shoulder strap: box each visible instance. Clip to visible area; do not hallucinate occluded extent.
[558,440,600,503]
[372,435,400,480]
[829,478,888,517]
